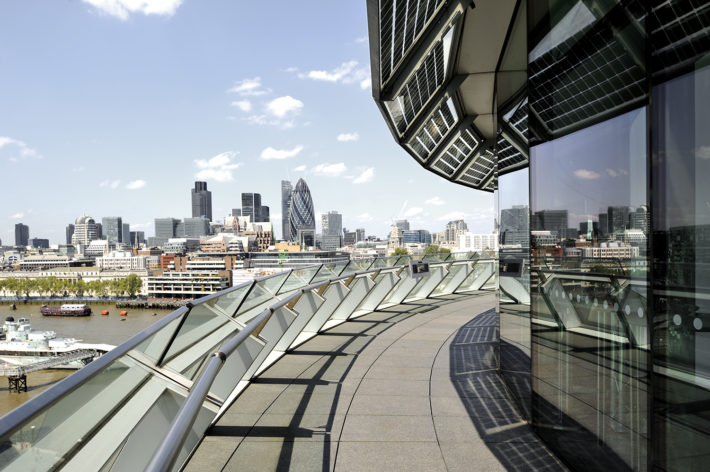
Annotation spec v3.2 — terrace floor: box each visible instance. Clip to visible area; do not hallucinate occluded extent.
[184,292,566,471]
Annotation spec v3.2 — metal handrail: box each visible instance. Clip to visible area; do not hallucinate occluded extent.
[0,253,491,471]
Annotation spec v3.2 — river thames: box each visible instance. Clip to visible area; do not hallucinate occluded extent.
[0,302,173,416]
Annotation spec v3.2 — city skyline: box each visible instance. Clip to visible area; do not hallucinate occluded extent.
[0,1,494,244]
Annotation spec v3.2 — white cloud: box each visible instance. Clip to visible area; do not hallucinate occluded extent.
[10,213,24,219]
[357,213,374,221]
[606,168,618,178]
[0,136,42,161]
[355,36,368,44]
[194,151,242,182]
[353,167,374,184]
[573,169,601,180]
[231,100,252,112]
[100,179,121,189]
[293,165,306,172]
[312,162,347,177]
[299,60,369,86]
[228,77,269,96]
[404,207,423,218]
[337,132,359,142]
[266,96,303,118]
[260,145,304,160]
[82,0,182,20]
[125,179,146,190]
[425,196,445,206]
[285,67,298,73]
[360,78,372,90]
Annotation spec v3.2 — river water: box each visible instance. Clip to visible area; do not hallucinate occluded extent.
[0,302,174,416]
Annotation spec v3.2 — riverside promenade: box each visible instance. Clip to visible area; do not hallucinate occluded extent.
[186,293,566,471]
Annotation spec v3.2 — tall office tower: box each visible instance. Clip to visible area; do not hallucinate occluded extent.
[14,223,29,247]
[231,208,241,217]
[630,205,649,234]
[95,223,103,240]
[445,220,468,243]
[154,218,181,242]
[355,228,365,242]
[598,213,609,237]
[129,231,145,246]
[500,205,529,247]
[191,181,212,221]
[183,217,210,238]
[281,180,293,241]
[102,216,123,243]
[65,224,74,245]
[394,219,410,232]
[288,178,315,247]
[122,224,130,245]
[256,205,270,223]
[29,238,49,249]
[71,216,99,245]
[531,210,568,239]
[607,206,630,235]
[322,211,343,236]
[241,193,270,223]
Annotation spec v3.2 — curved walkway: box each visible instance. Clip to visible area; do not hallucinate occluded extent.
[185,292,565,472]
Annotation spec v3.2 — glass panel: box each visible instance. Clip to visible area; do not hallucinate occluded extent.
[530,107,649,470]
[256,271,289,296]
[133,315,185,364]
[0,355,150,471]
[213,284,251,317]
[277,266,320,294]
[237,278,281,315]
[311,261,349,283]
[651,62,710,470]
[160,304,235,375]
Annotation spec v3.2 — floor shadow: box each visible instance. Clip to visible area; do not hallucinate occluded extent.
[449,308,567,471]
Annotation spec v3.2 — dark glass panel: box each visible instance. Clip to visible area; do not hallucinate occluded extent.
[530,108,649,470]
[651,62,710,471]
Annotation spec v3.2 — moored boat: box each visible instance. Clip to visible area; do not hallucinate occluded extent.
[41,304,92,317]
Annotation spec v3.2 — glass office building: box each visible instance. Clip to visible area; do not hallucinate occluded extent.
[368,0,710,469]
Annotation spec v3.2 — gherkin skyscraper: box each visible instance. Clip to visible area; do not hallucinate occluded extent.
[288,178,315,247]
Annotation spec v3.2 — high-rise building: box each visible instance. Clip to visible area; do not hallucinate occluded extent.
[14,223,29,247]
[288,179,315,247]
[129,231,145,247]
[322,211,343,236]
[241,193,269,223]
[183,217,210,238]
[102,216,123,243]
[122,223,130,245]
[153,218,181,246]
[191,181,212,221]
[355,228,365,243]
[531,210,568,240]
[444,220,468,244]
[29,238,49,249]
[281,180,293,241]
[65,224,74,245]
[630,205,650,234]
[394,219,410,232]
[500,205,529,247]
[607,206,630,235]
[71,216,99,246]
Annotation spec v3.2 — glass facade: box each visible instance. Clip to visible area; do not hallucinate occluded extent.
[494,1,710,470]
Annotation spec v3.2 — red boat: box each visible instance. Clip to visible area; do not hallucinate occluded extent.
[41,304,92,317]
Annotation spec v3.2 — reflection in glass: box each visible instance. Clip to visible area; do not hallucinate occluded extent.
[530,108,649,470]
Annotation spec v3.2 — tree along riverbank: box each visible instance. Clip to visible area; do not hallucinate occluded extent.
[0,275,142,298]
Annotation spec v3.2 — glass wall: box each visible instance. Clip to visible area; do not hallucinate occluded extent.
[651,63,710,471]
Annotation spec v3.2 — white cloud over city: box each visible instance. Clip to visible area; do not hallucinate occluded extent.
[337,132,359,142]
[260,145,304,160]
[299,60,369,87]
[194,151,242,182]
[228,77,269,96]
[0,136,42,162]
[82,0,183,21]
[425,196,445,206]
[99,179,121,189]
[125,180,146,190]
[353,167,374,184]
[312,162,347,177]
[573,169,601,180]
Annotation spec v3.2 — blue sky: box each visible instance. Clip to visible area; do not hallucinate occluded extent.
[0,0,494,244]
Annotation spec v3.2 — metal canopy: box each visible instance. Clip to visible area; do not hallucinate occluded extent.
[368,0,528,192]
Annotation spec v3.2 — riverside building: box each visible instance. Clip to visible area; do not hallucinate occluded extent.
[367,0,710,469]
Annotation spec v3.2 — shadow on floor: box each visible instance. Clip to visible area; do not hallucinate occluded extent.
[449,308,566,471]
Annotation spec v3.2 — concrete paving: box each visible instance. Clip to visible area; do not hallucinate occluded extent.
[185,292,566,472]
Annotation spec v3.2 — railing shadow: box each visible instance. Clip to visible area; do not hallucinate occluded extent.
[449,308,566,471]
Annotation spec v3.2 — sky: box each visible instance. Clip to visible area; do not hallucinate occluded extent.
[0,0,494,245]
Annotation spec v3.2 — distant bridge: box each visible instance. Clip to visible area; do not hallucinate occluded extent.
[0,349,101,392]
